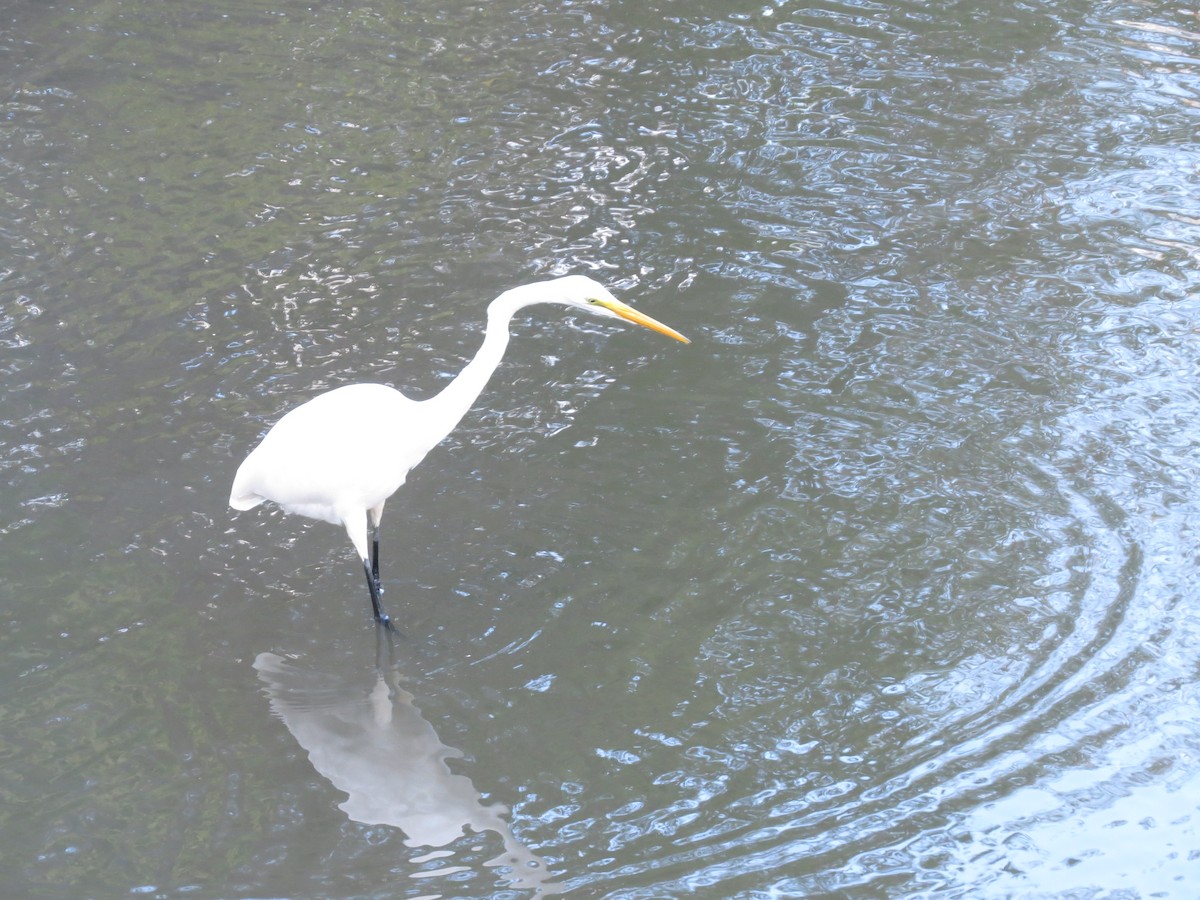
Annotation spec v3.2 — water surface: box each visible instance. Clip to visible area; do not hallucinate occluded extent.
[2,0,1200,896]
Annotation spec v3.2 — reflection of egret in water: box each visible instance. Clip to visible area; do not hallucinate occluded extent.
[253,642,559,895]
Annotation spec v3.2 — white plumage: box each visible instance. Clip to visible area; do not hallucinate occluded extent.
[230,275,688,627]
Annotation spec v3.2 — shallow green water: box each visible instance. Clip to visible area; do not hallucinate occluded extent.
[3,1,1200,896]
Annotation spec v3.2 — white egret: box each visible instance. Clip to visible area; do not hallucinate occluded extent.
[230,275,688,628]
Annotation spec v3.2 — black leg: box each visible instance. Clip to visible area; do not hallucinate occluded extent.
[370,519,381,589]
[362,558,393,630]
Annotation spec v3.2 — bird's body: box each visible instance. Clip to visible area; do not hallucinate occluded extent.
[231,383,422,531]
[230,275,688,627]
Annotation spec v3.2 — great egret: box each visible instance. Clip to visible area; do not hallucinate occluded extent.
[230,275,688,628]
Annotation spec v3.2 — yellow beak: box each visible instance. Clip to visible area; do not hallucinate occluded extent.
[599,299,691,344]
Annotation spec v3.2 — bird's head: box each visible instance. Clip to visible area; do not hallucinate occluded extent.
[551,275,690,344]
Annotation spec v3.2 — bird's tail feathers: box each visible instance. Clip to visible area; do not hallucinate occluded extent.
[229,491,266,511]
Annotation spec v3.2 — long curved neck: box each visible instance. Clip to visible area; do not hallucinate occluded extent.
[422,290,535,444]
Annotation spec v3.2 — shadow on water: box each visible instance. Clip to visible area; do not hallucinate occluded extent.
[253,629,560,897]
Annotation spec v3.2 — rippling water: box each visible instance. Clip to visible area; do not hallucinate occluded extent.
[2,0,1200,896]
